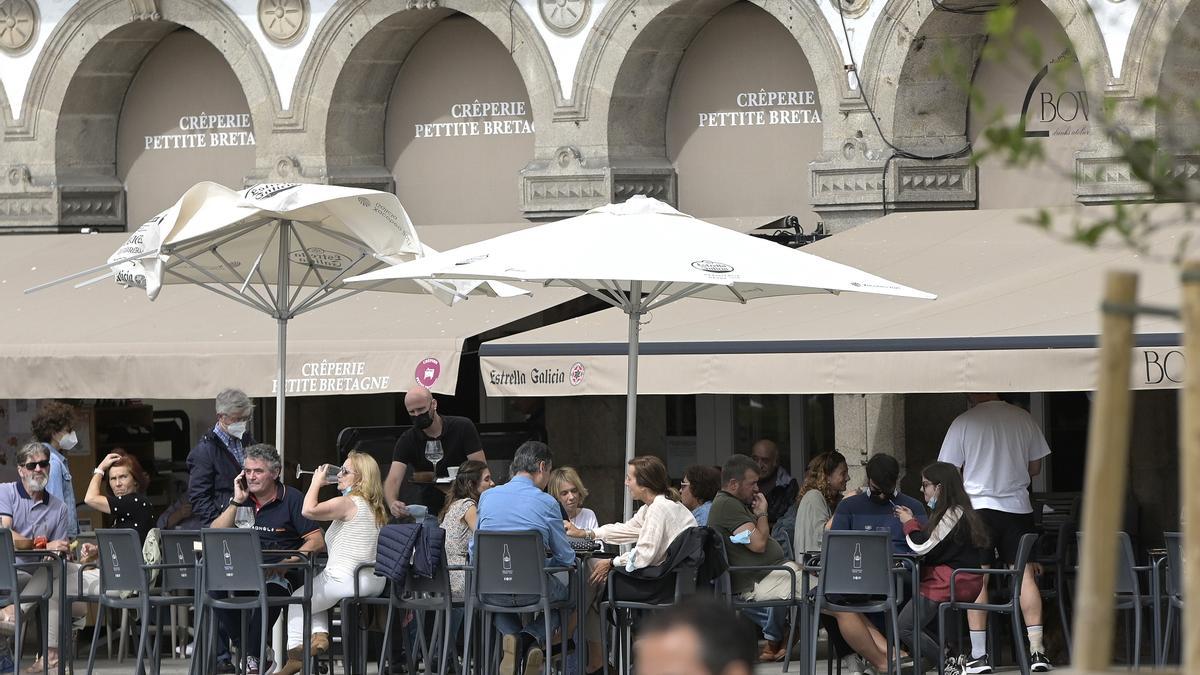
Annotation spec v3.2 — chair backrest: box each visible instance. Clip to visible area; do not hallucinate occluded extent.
[96,528,150,595]
[0,530,19,594]
[406,546,450,596]
[472,530,547,597]
[201,528,266,593]
[1075,531,1139,595]
[160,530,202,593]
[1164,532,1182,598]
[818,530,893,598]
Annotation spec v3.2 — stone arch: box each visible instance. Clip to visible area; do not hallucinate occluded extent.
[1136,0,1200,151]
[861,0,1111,151]
[22,0,278,181]
[0,79,12,130]
[289,0,559,182]
[574,0,848,166]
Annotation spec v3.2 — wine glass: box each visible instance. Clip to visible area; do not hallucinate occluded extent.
[424,440,444,482]
[234,506,255,529]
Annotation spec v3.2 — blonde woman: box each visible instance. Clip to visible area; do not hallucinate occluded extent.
[277,453,389,675]
[548,466,599,531]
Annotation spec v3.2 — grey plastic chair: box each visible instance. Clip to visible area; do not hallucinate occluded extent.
[199,529,313,675]
[938,532,1037,675]
[159,530,201,660]
[1072,531,1155,668]
[0,529,55,675]
[715,538,804,672]
[462,531,575,675]
[379,551,454,675]
[84,529,193,675]
[810,531,901,675]
[1161,532,1183,665]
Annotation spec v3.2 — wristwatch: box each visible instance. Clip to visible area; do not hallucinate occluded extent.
[229,498,246,508]
[93,468,105,476]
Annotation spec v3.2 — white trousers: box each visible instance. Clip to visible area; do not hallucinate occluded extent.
[286,569,385,649]
[21,563,95,649]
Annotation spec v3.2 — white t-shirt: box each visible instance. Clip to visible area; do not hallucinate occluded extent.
[570,508,599,532]
[938,400,1051,514]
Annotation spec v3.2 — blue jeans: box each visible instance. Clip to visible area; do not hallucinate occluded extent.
[482,573,570,645]
[740,606,789,642]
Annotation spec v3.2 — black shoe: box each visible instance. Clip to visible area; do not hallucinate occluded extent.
[963,654,993,674]
[1030,651,1053,672]
[216,661,237,675]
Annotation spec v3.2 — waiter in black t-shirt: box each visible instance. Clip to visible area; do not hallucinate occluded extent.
[385,385,487,518]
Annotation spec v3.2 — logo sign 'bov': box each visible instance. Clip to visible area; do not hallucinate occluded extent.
[289,247,352,271]
[691,259,735,274]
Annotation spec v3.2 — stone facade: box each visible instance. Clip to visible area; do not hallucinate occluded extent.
[0,0,1194,232]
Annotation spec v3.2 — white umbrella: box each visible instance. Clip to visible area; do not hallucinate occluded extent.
[347,195,936,517]
[27,181,526,460]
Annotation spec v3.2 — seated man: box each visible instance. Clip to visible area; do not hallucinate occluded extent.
[706,454,801,662]
[474,441,575,675]
[211,444,325,675]
[827,452,927,673]
[0,443,78,671]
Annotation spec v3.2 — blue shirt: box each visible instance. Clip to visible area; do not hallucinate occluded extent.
[0,481,71,549]
[213,423,246,465]
[474,474,575,568]
[248,480,321,563]
[831,492,928,554]
[43,443,78,536]
[691,501,713,527]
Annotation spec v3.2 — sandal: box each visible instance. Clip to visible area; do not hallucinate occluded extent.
[25,654,59,673]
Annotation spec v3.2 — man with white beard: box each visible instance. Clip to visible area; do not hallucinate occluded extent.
[0,442,74,671]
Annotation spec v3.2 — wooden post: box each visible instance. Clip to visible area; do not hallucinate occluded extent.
[1073,270,1138,671]
[1180,262,1200,673]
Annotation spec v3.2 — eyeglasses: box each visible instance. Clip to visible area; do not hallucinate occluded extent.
[22,460,51,471]
[681,481,692,489]
[337,467,355,476]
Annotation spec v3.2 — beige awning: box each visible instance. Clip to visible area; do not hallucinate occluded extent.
[479,206,1188,395]
[3,223,578,399]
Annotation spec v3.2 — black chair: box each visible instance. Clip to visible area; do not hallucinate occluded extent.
[1073,531,1156,668]
[462,531,575,675]
[1161,532,1183,665]
[0,529,55,675]
[716,540,804,672]
[159,530,201,661]
[1031,494,1078,659]
[84,529,193,675]
[379,551,455,675]
[198,529,313,675]
[938,532,1037,675]
[337,562,390,675]
[810,531,901,675]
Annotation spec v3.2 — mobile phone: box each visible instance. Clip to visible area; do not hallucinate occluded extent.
[237,474,248,491]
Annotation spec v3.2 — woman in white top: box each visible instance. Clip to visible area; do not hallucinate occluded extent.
[277,452,389,675]
[549,466,598,531]
[565,456,697,674]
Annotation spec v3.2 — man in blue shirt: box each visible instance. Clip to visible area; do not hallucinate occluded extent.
[476,441,575,675]
[831,453,927,553]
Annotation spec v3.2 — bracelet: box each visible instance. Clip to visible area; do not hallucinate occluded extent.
[755,512,768,519]
[229,499,245,508]
[93,468,105,476]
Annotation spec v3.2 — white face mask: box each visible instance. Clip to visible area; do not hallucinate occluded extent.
[225,421,248,439]
[58,431,78,451]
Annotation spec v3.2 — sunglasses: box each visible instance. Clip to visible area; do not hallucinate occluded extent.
[22,460,51,471]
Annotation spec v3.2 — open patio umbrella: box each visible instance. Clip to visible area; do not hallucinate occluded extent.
[346,195,936,517]
[26,181,526,460]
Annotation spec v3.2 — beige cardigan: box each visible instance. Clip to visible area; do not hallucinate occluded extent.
[592,494,697,569]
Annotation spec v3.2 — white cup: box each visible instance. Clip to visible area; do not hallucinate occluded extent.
[447,466,460,480]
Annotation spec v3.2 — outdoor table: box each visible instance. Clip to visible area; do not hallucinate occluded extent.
[188,548,315,675]
[14,549,68,675]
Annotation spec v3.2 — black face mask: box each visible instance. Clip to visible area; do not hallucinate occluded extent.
[413,411,435,430]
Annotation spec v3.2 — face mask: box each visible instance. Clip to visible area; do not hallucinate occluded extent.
[225,421,248,439]
[340,486,353,497]
[729,530,752,545]
[927,496,938,509]
[58,431,78,451]
[413,411,434,430]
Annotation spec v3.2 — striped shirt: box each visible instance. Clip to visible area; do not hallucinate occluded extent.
[323,496,382,579]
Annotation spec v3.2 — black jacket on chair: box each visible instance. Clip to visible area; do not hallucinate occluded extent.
[609,526,727,604]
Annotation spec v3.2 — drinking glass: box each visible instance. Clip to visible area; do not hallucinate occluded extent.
[234,506,255,529]
[296,463,341,484]
[424,440,445,481]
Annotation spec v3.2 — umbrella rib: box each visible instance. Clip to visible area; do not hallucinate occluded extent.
[164,218,268,257]
[597,279,630,309]
[166,248,267,305]
[164,268,275,315]
[726,285,748,304]
[288,264,317,310]
[305,221,410,257]
[241,220,281,296]
[287,225,330,290]
[292,251,372,314]
[644,282,707,312]
[562,279,625,311]
[209,248,275,310]
[641,280,672,308]
[23,251,159,295]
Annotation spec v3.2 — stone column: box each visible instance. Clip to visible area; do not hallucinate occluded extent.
[833,394,906,489]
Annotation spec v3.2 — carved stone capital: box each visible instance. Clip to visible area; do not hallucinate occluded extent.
[128,0,160,21]
[892,158,975,207]
[520,154,677,219]
[0,190,56,230]
[810,157,976,231]
[58,174,125,227]
[1073,152,1200,204]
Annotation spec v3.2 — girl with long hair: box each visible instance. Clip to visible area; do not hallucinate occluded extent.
[277,453,389,675]
[793,451,849,555]
[894,461,990,675]
[439,459,495,600]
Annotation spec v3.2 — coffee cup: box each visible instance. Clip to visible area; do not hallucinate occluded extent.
[447,466,460,480]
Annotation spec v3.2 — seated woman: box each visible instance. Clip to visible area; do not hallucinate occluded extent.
[440,460,494,601]
[565,456,697,675]
[894,462,988,675]
[680,464,720,526]
[277,453,389,675]
[549,466,598,531]
[84,450,156,541]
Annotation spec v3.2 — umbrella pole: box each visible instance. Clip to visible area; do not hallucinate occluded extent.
[624,281,642,521]
[275,220,291,463]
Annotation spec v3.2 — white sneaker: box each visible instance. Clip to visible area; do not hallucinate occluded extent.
[176,640,195,657]
[841,654,867,675]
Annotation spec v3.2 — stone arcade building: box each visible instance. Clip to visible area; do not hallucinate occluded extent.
[0,0,1196,527]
